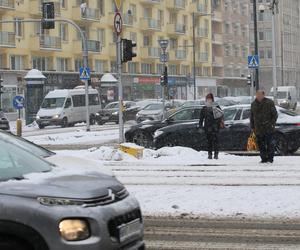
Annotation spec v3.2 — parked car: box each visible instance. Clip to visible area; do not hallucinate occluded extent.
[36,87,101,129]
[153,105,300,155]
[136,102,174,123]
[0,110,10,131]
[96,101,138,125]
[125,106,203,147]
[271,86,298,110]
[0,130,113,176]
[0,132,144,250]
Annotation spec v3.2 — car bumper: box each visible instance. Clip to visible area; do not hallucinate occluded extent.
[21,194,144,250]
[0,122,10,130]
[36,118,63,126]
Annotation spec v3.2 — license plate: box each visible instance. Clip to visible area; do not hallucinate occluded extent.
[118,219,142,243]
[102,116,109,120]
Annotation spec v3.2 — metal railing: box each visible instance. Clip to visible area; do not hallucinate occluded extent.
[197,27,208,38]
[175,50,187,59]
[175,23,186,33]
[86,40,101,52]
[0,31,15,47]
[198,52,208,62]
[81,7,100,20]
[174,0,185,8]
[148,47,160,58]
[144,18,161,30]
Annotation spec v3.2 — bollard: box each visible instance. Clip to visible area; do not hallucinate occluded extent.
[16,119,22,137]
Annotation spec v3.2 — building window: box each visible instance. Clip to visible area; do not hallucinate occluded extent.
[267,48,272,59]
[32,56,49,71]
[141,63,152,74]
[60,0,67,9]
[10,55,24,70]
[57,57,69,71]
[14,18,23,37]
[97,29,105,46]
[156,64,163,74]
[110,61,117,73]
[259,31,264,40]
[128,62,138,74]
[75,58,83,71]
[60,24,68,41]
[1,86,17,113]
[95,60,105,73]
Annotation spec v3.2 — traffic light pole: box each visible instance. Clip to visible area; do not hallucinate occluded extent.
[0,18,91,131]
[117,36,124,143]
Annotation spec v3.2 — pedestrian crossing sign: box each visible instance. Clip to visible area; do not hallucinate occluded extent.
[248,55,260,69]
[79,67,91,80]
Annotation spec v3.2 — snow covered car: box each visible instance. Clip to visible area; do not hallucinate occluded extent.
[0,132,144,250]
[0,111,10,131]
[153,105,300,155]
[96,101,138,125]
[125,106,203,147]
[0,130,113,176]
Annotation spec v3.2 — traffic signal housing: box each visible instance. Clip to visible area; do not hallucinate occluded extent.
[160,66,168,86]
[121,39,137,63]
[42,2,55,29]
[246,75,252,86]
[0,78,3,110]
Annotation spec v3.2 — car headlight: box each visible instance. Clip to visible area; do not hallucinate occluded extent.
[52,114,60,119]
[59,219,90,241]
[154,130,164,138]
[96,113,100,116]
[112,111,118,115]
[136,113,140,117]
[36,115,40,120]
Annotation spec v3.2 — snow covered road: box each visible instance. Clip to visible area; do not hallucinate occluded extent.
[56,146,300,219]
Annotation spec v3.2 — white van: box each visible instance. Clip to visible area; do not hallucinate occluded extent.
[36,87,101,128]
[270,86,297,110]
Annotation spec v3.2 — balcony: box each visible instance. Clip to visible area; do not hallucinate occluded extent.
[190,2,208,15]
[212,33,223,45]
[167,23,186,35]
[212,56,223,67]
[141,0,161,5]
[0,0,14,9]
[72,6,100,21]
[140,18,161,31]
[198,52,208,63]
[196,28,208,38]
[39,35,62,50]
[166,0,186,10]
[0,31,15,47]
[141,47,160,59]
[74,40,101,53]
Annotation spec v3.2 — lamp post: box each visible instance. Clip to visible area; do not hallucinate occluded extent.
[253,0,260,90]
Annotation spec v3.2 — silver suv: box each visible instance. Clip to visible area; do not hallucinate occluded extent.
[0,136,144,250]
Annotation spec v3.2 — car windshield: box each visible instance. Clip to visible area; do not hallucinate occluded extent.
[104,102,118,109]
[277,91,287,99]
[41,98,65,109]
[0,139,52,181]
[279,108,298,117]
[182,101,204,107]
[0,131,54,158]
[144,103,163,110]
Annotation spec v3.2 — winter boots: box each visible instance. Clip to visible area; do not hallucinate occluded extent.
[208,152,218,160]
[208,152,213,159]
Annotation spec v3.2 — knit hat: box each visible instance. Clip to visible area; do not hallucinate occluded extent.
[206,93,214,102]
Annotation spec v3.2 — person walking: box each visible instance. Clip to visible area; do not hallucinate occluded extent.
[199,93,224,159]
[250,90,278,163]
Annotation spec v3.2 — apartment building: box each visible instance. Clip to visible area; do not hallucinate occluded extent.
[212,0,250,96]
[0,0,213,116]
[249,0,300,94]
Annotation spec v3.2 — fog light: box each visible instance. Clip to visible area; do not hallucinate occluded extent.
[59,219,90,241]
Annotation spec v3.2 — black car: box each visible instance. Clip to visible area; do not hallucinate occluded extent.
[125,106,203,147]
[96,101,139,125]
[0,111,10,131]
[153,105,300,155]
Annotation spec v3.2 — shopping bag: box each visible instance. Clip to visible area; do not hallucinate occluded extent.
[247,132,258,151]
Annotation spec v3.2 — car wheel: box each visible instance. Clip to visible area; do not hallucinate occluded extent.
[293,103,297,110]
[275,134,289,155]
[0,236,32,250]
[90,115,96,125]
[97,121,104,125]
[164,135,181,147]
[61,117,68,128]
[133,131,152,148]
[38,124,45,129]
[289,147,299,155]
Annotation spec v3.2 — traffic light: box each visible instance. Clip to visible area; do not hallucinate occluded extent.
[42,2,55,29]
[0,78,3,110]
[164,66,168,86]
[246,75,252,86]
[160,75,165,86]
[121,39,137,63]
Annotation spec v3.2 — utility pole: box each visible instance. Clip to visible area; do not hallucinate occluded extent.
[271,0,279,103]
[253,0,260,90]
[192,12,196,100]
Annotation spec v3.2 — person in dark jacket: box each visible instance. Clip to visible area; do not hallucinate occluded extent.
[199,93,223,159]
[250,90,278,163]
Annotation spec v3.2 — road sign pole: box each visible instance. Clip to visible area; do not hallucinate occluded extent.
[82,31,90,132]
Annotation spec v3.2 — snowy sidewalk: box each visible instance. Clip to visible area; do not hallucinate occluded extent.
[56,146,300,219]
